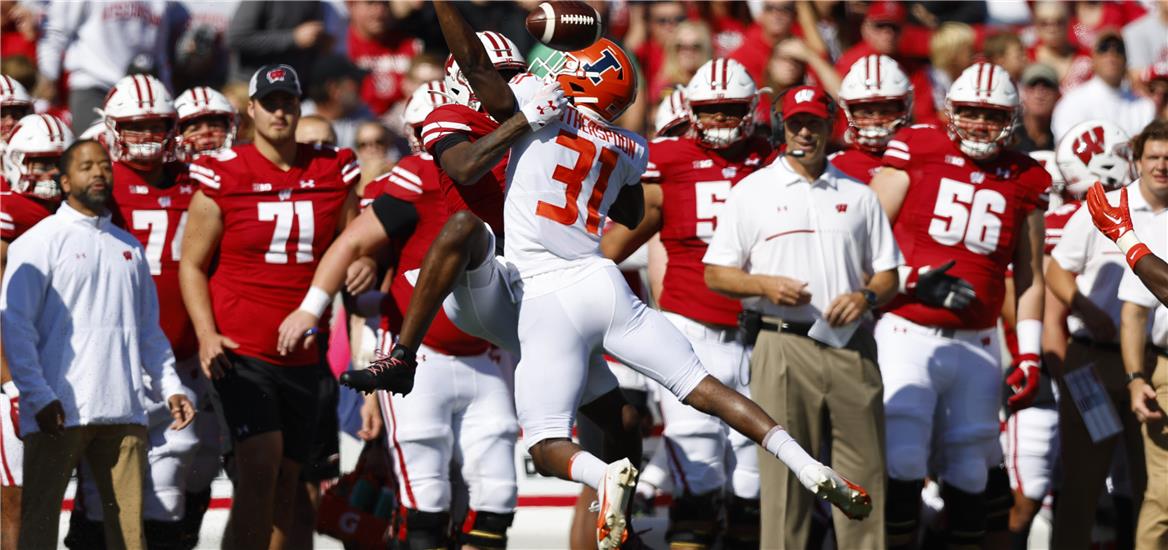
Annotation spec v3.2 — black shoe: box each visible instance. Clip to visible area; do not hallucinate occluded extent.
[340,346,417,395]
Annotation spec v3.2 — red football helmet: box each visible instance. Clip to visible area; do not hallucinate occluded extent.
[549,38,637,122]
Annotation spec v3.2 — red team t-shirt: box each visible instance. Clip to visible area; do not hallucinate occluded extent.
[830,147,884,184]
[109,162,199,360]
[0,177,56,241]
[1043,200,1081,254]
[881,125,1051,330]
[192,144,360,366]
[367,153,490,357]
[644,135,773,328]
[347,28,423,116]
[420,104,509,238]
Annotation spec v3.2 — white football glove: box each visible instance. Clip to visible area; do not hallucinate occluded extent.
[797,463,873,520]
[519,79,567,132]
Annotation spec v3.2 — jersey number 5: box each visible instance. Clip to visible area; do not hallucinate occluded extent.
[928,178,1006,255]
[536,130,618,235]
[258,201,315,264]
[695,180,731,242]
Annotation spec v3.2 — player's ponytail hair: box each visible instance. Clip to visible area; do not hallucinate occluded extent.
[1132,119,1168,161]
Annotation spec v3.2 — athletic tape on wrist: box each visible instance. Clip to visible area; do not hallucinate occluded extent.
[1015,319,1042,357]
[298,286,331,318]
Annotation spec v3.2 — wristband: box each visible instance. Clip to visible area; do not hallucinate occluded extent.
[297,286,331,318]
[897,265,916,294]
[1126,243,1152,269]
[1,381,16,396]
[1015,319,1043,357]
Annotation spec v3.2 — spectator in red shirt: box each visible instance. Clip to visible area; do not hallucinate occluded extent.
[835,1,939,126]
[692,0,752,58]
[729,0,796,83]
[347,0,422,117]
[0,2,38,62]
[1029,1,1094,93]
[1145,62,1168,122]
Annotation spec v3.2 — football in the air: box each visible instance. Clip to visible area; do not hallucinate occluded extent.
[525,1,602,52]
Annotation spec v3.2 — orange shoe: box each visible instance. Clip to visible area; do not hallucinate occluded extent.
[596,458,638,549]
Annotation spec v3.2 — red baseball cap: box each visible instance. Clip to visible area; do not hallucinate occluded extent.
[780,85,832,120]
[866,1,906,25]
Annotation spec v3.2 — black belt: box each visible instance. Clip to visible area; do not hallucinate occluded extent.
[1071,335,1121,352]
[759,319,814,338]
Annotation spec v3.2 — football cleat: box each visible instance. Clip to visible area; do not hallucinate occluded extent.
[596,458,638,550]
[339,346,417,395]
[798,464,872,520]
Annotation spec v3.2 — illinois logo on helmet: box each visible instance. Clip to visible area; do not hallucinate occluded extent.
[538,38,637,122]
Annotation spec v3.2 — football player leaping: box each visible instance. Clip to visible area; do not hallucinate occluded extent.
[600,57,773,549]
[398,4,869,548]
[869,62,1051,549]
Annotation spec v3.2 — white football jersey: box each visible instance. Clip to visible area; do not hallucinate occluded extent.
[503,74,648,277]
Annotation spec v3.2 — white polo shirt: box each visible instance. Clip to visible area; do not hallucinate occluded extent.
[1116,181,1168,348]
[703,154,903,323]
[1051,195,1129,340]
[1051,76,1157,142]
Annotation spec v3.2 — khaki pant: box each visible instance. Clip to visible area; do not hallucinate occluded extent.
[1138,354,1168,550]
[1053,340,1146,550]
[20,424,147,550]
[750,322,885,550]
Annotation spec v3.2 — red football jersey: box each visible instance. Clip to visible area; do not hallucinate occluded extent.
[374,153,490,356]
[644,136,773,328]
[0,177,56,242]
[192,144,360,366]
[347,28,422,116]
[882,125,1050,329]
[420,104,508,238]
[830,147,884,184]
[1043,200,1082,255]
[109,162,199,359]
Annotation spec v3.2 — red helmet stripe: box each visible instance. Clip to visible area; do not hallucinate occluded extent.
[985,63,994,94]
[720,59,729,89]
[143,75,155,106]
[131,75,147,107]
[0,75,11,94]
[874,55,882,87]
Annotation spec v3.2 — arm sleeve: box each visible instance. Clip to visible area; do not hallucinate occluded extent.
[37,2,87,81]
[702,184,750,268]
[0,236,55,414]
[371,194,420,239]
[134,250,185,401]
[226,1,297,56]
[1051,207,1093,274]
[339,148,361,188]
[864,188,904,273]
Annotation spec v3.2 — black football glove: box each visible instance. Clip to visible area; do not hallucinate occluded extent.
[904,260,976,310]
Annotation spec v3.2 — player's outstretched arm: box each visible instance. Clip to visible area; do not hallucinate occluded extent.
[277,204,414,355]
[1006,210,1046,411]
[438,114,532,186]
[178,191,235,380]
[600,183,663,264]
[869,166,911,223]
[1087,182,1168,307]
[433,0,517,123]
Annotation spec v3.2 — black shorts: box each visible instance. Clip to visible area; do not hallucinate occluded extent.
[212,352,324,464]
[302,365,341,482]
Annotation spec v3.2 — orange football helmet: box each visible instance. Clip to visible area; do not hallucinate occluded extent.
[550,38,638,122]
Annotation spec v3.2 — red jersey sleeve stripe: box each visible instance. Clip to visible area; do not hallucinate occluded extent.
[883,149,910,161]
[189,171,220,188]
[390,166,422,186]
[422,121,472,135]
[887,140,909,151]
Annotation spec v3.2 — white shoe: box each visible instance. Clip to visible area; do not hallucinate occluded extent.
[596,458,638,550]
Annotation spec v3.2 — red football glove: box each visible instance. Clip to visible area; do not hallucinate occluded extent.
[1006,353,1041,412]
[1087,182,1152,267]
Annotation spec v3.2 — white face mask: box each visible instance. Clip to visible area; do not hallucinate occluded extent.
[854,124,894,148]
[30,178,60,200]
[125,140,166,162]
[700,126,743,148]
[957,137,1000,159]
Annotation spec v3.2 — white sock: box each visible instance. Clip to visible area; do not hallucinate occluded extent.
[763,425,818,475]
[568,451,607,490]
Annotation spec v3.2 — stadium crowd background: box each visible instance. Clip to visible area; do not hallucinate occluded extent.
[3,0,1168,549]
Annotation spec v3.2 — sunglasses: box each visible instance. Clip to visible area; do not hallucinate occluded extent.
[676,42,704,51]
[1036,18,1066,27]
[357,139,387,149]
[1096,39,1125,55]
[763,3,795,13]
[652,15,686,26]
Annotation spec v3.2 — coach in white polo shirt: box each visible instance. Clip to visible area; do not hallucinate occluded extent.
[703,85,902,550]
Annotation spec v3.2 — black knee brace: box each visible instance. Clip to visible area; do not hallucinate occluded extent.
[666,491,722,547]
[63,513,106,550]
[394,508,450,550]
[942,483,986,547]
[984,466,1014,533]
[456,510,514,549]
[885,479,924,549]
[179,488,212,550]
[722,495,760,550]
